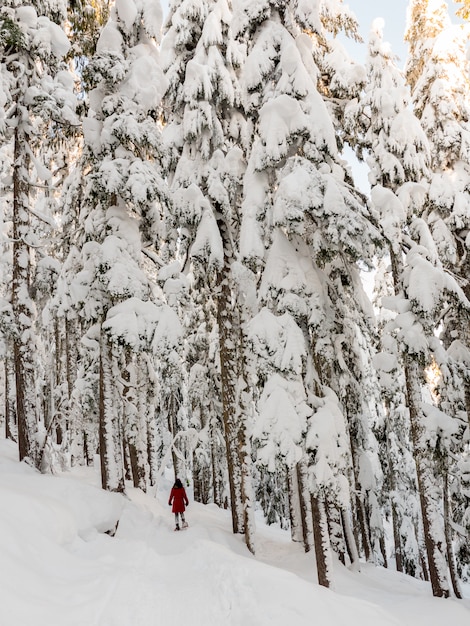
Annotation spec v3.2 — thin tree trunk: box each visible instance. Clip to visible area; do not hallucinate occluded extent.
[341,508,361,571]
[12,122,37,465]
[210,429,222,507]
[404,358,450,597]
[287,466,304,543]
[311,494,333,588]
[99,331,125,493]
[443,470,462,598]
[326,499,346,564]
[5,355,17,442]
[355,491,372,561]
[147,411,158,487]
[296,459,314,553]
[420,545,429,582]
[390,247,450,597]
[384,400,403,572]
[391,498,403,572]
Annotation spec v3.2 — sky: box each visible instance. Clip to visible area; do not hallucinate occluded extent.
[1,438,469,625]
[345,0,464,66]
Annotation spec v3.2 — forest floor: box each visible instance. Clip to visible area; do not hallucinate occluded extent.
[0,437,469,626]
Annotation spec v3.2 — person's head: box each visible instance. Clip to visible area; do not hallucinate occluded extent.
[174,478,183,488]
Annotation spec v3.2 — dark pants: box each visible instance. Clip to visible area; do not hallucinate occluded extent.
[175,512,186,527]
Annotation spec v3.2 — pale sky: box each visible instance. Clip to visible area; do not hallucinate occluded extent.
[346,0,463,66]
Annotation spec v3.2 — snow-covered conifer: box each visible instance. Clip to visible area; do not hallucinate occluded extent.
[234,0,382,585]
[404,0,470,595]
[0,1,76,466]
[57,0,168,492]
[362,18,470,597]
[162,0,256,552]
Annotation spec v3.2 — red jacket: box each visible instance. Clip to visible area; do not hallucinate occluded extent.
[168,486,189,513]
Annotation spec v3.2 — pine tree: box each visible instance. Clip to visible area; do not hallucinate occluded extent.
[360,17,470,597]
[58,0,168,491]
[405,0,470,596]
[162,0,256,552]
[234,0,381,586]
[0,1,76,466]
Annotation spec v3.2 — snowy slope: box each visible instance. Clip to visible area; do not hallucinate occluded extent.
[0,438,468,626]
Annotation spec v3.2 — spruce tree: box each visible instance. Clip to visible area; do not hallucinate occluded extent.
[0,1,76,466]
[57,0,168,491]
[360,16,470,597]
[234,0,382,585]
[162,0,256,552]
[405,0,470,595]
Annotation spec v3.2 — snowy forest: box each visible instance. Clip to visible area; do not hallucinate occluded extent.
[0,0,469,603]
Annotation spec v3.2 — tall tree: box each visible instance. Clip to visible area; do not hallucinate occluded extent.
[233,0,381,585]
[0,1,76,465]
[359,17,470,597]
[405,0,470,595]
[59,0,168,491]
[162,0,256,552]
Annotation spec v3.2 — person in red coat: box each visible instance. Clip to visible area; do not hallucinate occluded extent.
[168,478,189,530]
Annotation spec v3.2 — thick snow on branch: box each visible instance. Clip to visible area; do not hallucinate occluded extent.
[103,298,182,353]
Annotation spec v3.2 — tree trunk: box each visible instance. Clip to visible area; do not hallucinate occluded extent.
[327,499,346,564]
[5,355,17,442]
[391,497,403,572]
[341,508,361,571]
[443,470,462,598]
[216,261,244,534]
[355,490,372,561]
[147,410,158,487]
[311,494,333,588]
[390,247,450,597]
[99,330,125,493]
[287,466,304,543]
[12,123,37,465]
[404,357,450,597]
[296,459,314,553]
[210,429,222,507]
[123,353,147,491]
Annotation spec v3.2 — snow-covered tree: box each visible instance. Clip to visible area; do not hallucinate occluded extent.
[162,0,256,552]
[57,0,168,491]
[0,1,76,466]
[359,17,470,597]
[404,0,470,595]
[233,0,382,586]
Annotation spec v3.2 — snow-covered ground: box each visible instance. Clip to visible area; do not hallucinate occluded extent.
[1,438,469,626]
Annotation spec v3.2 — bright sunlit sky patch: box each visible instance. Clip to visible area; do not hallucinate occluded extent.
[346,0,464,67]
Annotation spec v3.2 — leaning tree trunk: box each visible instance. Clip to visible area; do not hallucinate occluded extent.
[99,329,125,493]
[341,508,361,571]
[12,122,38,465]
